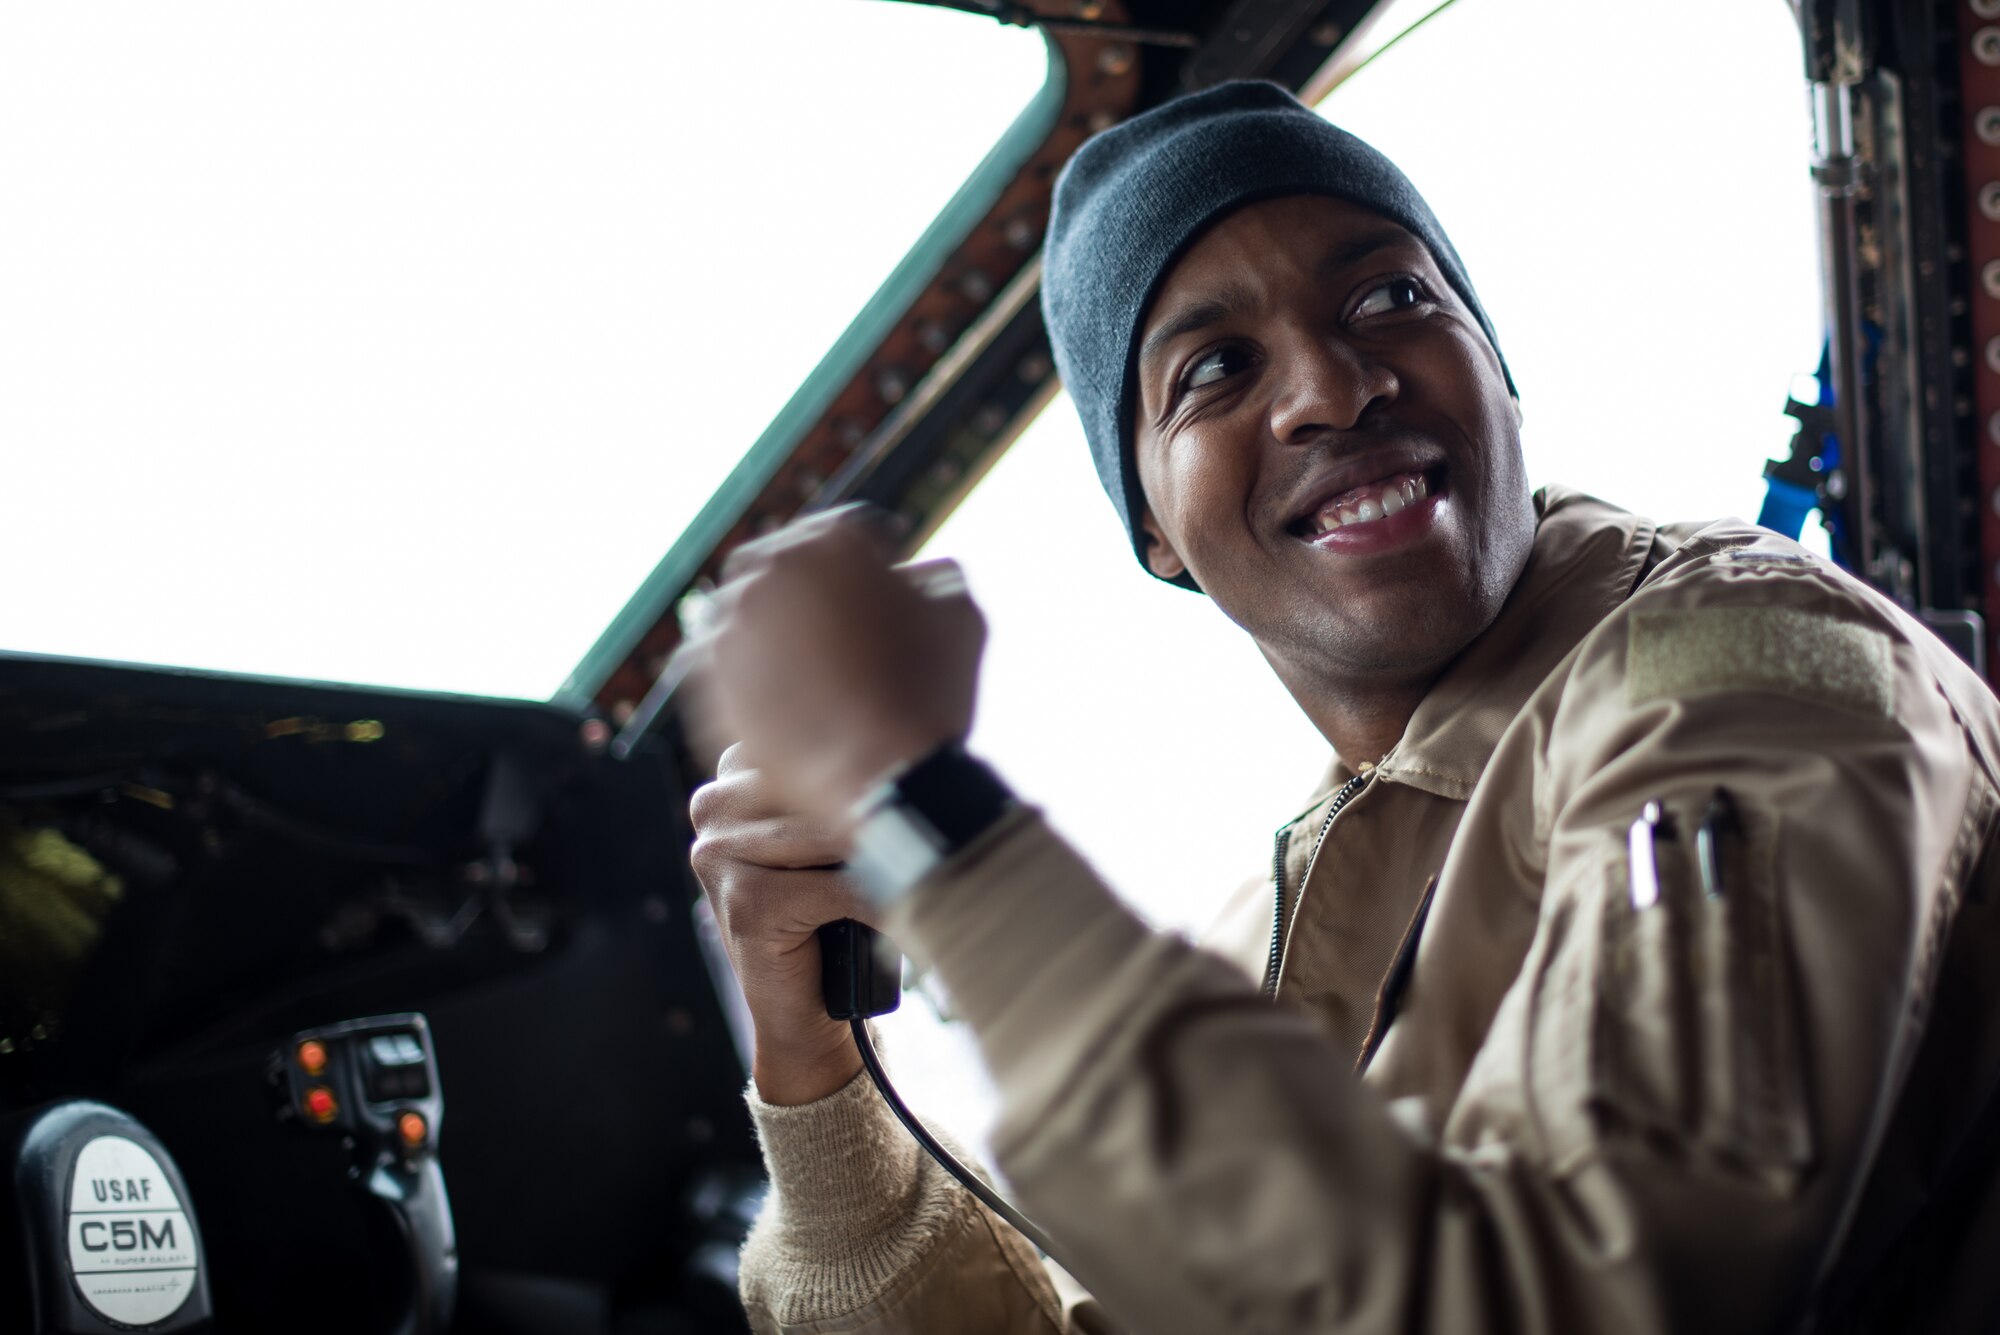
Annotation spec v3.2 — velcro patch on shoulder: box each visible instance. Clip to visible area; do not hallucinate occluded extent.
[1628,606,1893,717]
[1712,548,1818,568]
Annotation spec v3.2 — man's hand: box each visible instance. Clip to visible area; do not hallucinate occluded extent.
[689,745,880,1106]
[696,506,987,829]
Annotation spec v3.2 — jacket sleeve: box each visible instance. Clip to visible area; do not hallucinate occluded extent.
[885,564,1997,1334]
[737,1053,1080,1333]
[732,873,1278,1333]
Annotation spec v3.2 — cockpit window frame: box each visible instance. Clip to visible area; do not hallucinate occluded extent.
[554,37,1067,711]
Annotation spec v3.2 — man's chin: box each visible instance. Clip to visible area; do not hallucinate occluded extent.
[1302,585,1497,682]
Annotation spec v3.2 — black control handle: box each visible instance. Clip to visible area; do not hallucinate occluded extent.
[818,919,902,1020]
[364,1156,456,1335]
[273,1013,456,1335]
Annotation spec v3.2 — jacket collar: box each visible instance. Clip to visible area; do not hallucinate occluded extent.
[1340,487,1659,802]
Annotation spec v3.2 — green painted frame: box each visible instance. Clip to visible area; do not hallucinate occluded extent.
[555,34,1066,710]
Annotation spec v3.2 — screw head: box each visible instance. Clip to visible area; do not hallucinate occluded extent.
[957,269,994,303]
[875,367,911,405]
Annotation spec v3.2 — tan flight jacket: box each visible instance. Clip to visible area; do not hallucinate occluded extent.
[737,490,2000,1333]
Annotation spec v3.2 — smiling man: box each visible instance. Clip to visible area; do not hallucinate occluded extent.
[1127,191,1534,764]
[689,83,2000,1333]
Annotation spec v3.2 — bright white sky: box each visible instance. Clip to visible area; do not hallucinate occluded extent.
[0,1,1824,1142]
[0,1,1046,693]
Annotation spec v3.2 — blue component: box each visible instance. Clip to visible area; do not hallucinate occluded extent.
[1757,338,1858,561]
[1758,476,1819,540]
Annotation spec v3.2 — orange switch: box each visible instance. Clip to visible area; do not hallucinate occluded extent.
[296,1040,328,1076]
[397,1111,427,1148]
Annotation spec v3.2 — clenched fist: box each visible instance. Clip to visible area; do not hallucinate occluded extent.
[690,506,987,831]
[689,745,880,1106]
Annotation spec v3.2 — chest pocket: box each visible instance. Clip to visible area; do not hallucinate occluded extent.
[1527,796,1812,1191]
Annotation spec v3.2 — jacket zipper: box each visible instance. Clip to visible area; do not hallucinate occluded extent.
[1264,771,1372,999]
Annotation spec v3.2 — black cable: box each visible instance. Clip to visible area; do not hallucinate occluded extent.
[848,1017,1069,1265]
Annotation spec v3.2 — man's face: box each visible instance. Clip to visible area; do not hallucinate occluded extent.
[1132,194,1536,690]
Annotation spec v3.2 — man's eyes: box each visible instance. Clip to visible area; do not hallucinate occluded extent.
[1169,278,1429,401]
[1181,344,1256,393]
[1351,275,1427,319]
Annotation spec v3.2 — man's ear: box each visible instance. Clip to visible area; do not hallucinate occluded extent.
[1138,506,1188,582]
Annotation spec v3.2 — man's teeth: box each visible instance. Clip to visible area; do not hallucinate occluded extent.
[1309,473,1430,535]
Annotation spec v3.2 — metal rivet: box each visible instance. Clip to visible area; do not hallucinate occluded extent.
[1074,0,1103,17]
[971,403,1008,435]
[1309,21,1345,44]
[580,718,611,752]
[1097,44,1135,77]
[1086,108,1118,134]
[1982,259,2000,299]
[1976,0,2000,20]
[1986,337,2000,374]
[1978,107,2000,145]
[833,417,866,448]
[958,269,993,303]
[1981,182,2000,221]
[875,367,911,405]
[1002,215,1038,249]
[928,458,961,488]
[1017,350,1054,383]
[1988,411,2000,446]
[915,319,950,354]
[610,699,635,725]
[1977,26,2000,64]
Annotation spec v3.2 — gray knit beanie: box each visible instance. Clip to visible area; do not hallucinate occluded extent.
[1041,80,1515,589]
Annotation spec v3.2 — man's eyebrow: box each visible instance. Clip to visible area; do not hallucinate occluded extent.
[1136,227,1423,370]
[1317,226,1417,279]
[1138,285,1253,369]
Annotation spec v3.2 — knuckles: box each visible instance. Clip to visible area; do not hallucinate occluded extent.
[687,774,730,832]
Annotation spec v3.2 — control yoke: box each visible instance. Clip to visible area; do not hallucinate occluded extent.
[271,1013,457,1335]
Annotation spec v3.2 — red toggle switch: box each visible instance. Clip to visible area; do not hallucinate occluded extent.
[304,1086,338,1124]
[397,1111,427,1148]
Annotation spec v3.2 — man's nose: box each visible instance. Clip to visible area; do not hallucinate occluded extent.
[1266,333,1397,444]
